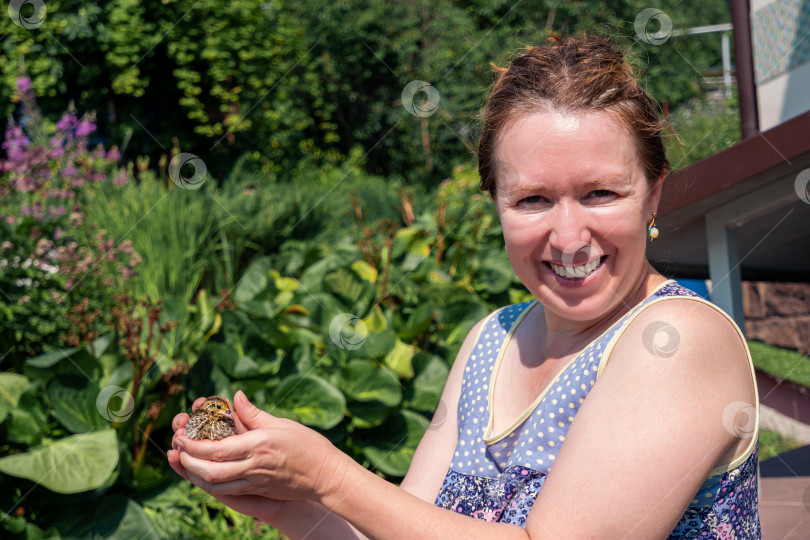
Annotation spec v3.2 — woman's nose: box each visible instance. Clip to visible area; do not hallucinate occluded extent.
[549,203,591,260]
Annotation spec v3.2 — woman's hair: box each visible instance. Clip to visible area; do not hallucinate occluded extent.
[477,34,669,197]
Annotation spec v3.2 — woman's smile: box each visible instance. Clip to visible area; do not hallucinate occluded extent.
[545,254,606,281]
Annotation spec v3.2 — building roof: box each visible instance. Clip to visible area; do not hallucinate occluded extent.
[648,110,810,282]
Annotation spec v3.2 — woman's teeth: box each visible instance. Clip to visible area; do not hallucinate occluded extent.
[550,257,602,280]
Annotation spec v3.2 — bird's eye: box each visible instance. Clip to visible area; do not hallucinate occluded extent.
[216,404,222,409]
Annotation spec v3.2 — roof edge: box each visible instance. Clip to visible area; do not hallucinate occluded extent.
[660,111,810,216]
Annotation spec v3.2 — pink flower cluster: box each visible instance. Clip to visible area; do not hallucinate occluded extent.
[1,74,140,296]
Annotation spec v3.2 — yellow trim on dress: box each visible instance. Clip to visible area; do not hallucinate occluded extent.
[482,301,539,444]
[484,279,675,446]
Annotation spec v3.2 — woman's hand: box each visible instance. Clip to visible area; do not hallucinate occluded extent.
[168,391,347,509]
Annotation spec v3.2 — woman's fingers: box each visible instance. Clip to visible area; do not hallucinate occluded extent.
[174,430,262,461]
[192,396,207,410]
[167,449,190,481]
[172,412,190,432]
[179,450,259,486]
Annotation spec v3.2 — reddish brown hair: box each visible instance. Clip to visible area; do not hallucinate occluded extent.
[478,34,669,197]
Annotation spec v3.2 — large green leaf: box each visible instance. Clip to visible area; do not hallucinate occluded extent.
[347,401,391,429]
[406,353,450,411]
[0,430,119,494]
[75,495,160,540]
[24,348,102,385]
[340,360,401,406]
[323,267,374,310]
[233,256,273,305]
[204,341,279,379]
[270,374,345,429]
[7,389,49,445]
[218,311,282,374]
[47,375,108,433]
[0,373,28,424]
[397,303,437,342]
[384,339,415,379]
[26,347,80,368]
[354,410,429,477]
[361,329,397,358]
[475,255,515,294]
[350,259,378,284]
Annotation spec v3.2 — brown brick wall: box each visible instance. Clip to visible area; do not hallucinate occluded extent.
[743,282,810,355]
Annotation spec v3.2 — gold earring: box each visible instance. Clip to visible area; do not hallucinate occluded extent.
[647,213,659,242]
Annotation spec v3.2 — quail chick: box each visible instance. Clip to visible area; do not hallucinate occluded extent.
[184,396,237,440]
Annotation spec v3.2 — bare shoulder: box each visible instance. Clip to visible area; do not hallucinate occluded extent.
[610,296,752,388]
[604,296,756,434]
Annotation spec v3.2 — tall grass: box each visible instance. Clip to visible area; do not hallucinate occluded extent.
[80,173,233,303]
[80,149,429,303]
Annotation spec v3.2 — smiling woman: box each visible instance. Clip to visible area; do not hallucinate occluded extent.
[168,34,761,539]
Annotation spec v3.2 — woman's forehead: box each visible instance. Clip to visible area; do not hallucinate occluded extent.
[493,111,642,182]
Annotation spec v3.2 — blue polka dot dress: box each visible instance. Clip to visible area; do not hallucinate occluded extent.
[433,281,761,537]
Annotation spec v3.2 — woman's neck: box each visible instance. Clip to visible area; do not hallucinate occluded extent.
[541,264,666,357]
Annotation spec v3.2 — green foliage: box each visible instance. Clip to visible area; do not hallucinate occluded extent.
[1,121,520,535]
[0,0,733,184]
[758,429,804,462]
[667,92,741,169]
[748,340,810,389]
[142,483,284,540]
[0,430,119,494]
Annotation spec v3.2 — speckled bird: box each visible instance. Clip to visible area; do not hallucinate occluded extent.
[184,396,237,440]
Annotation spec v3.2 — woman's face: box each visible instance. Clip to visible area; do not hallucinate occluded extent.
[494,110,662,323]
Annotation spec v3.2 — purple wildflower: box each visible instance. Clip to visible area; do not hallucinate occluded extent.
[56,114,77,132]
[16,77,32,94]
[75,120,96,137]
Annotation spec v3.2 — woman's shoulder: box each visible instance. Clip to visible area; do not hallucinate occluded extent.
[609,287,753,389]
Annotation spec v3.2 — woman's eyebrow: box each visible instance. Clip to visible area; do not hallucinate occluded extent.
[504,177,628,195]
[507,183,548,194]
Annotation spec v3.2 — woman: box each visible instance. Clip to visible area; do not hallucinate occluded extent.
[169,35,760,538]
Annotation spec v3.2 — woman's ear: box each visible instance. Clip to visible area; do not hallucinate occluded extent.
[647,169,666,214]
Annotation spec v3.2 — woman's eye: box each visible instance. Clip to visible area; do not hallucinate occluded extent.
[590,189,613,199]
[519,195,545,205]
